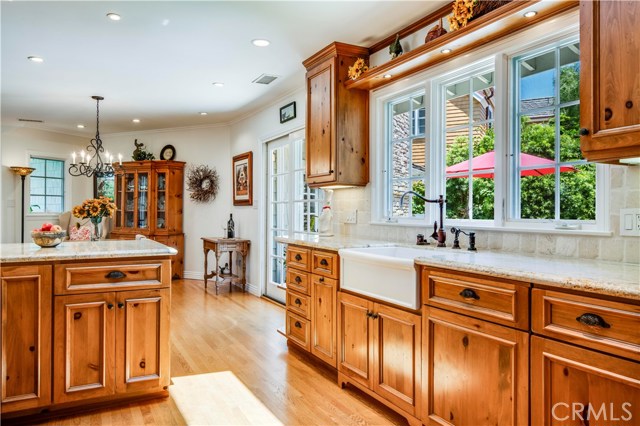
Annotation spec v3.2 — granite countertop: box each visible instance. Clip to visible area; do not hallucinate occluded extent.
[0,239,178,263]
[276,234,640,300]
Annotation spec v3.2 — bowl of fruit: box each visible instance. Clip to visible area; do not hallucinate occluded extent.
[31,223,66,248]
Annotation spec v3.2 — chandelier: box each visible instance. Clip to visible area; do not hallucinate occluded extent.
[69,96,122,178]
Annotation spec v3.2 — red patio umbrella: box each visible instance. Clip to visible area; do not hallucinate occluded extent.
[445,151,576,178]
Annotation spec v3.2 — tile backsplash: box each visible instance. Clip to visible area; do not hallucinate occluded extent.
[332,165,640,264]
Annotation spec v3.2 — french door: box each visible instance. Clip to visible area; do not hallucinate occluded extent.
[265,133,323,303]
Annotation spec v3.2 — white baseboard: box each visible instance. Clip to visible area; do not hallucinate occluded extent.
[182,270,259,296]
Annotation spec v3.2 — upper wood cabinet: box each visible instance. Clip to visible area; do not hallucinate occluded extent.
[303,42,370,187]
[580,0,640,162]
[1,265,52,414]
[111,160,185,278]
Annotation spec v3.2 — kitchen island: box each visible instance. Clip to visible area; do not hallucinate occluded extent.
[1,239,176,419]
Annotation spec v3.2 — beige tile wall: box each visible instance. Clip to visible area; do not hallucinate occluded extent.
[331,165,640,264]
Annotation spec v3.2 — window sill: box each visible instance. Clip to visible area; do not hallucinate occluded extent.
[368,220,612,237]
[27,213,61,219]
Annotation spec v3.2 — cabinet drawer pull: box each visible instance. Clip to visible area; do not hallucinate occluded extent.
[295,254,302,261]
[106,271,126,279]
[294,321,302,329]
[319,277,325,282]
[576,313,610,329]
[371,313,379,319]
[294,298,302,306]
[579,128,590,136]
[366,311,373,318]
[320,259,329,266]
[73,312,82,320]
[295,276,302,283]
[118,303,124,309]
[107,303,114,310]
[459,288,480,300]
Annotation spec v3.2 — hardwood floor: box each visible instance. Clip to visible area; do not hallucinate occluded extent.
[35,279,407,425]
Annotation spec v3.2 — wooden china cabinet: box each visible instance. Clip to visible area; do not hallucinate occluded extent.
[110,160,185,278]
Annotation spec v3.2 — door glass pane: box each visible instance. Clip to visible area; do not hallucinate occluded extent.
[156,172,166,229]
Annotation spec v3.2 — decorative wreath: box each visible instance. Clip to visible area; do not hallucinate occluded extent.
[186,165,219,203]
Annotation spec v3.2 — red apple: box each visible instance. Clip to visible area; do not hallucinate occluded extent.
[40,223,53,231]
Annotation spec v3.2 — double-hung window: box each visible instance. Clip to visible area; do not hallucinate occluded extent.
[512,39,595,223]
[29,157,65,213]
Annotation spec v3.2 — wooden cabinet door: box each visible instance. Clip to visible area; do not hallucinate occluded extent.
[306,58,335,185]
[580,0,640,162]
[531,336,640,426]
[311,275,337,367]
[1,265,52,413]
[115,289,170,393]
[53,293,116,403]
[338,292,372,388]
[372,303,421,417]
[422,307,529,426]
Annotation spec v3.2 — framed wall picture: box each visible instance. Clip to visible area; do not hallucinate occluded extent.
[232,151,253,206]
[94,174,115,200]
[279,101,296,123]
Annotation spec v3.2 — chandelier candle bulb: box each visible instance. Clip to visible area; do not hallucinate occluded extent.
[80,150,86,163]
[72,152,76,164]
[118,153,123,165]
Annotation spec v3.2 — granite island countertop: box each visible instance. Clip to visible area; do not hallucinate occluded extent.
[276,234,640,300]
[0,239,178,263]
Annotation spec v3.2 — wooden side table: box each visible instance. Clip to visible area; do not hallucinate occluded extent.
[202,237,250,294]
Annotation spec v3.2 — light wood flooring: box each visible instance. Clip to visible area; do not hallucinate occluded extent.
[36,279,407,426]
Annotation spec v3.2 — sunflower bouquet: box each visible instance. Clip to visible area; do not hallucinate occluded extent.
[72,196,117,220]
[448,0,476,31]
[348,58,369,80]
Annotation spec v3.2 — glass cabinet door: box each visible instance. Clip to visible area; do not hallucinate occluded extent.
[156,171,166,230]
[115,174,124,227]
[137,172,149,230]
[125,173,135,229]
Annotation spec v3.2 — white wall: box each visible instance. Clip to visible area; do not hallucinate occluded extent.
[104,125,232,279]
[229,88,306,296]
[1,127,93,243]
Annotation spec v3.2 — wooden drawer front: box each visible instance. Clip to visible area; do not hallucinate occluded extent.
[287,290,310,319]
[532,289,640,361]
[286,246,310,271]
[311,250,338,279]
[423,269,530,330]
[286,269,309,295]
[55,260,171,295]
[286,311,310,351]
[217,243,237,252]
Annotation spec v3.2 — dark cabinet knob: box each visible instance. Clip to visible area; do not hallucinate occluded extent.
[295,254,302,261]
[107,304,114,310]
[604,108,613,121]
[319,277,325,282]
[294,298,302,306]
[459,288,480,300]
[371,313,379,319]
[320,259,329,266]
[106,271,126,279]
[118,303,124,309]
[139,361,146,368]
[294,321,302,329]
[626,101,633,109]
[579,128,590,136]
[29,346,35,352]
[366,311,373,318]
[576,313,610,329]
[73,312,82,320]
[295,276,302,283]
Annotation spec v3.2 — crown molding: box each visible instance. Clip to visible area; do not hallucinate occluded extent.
[103,121,231,138]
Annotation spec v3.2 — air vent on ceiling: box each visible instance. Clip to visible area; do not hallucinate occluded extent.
[252,74,278,85]
[18,118,44,123]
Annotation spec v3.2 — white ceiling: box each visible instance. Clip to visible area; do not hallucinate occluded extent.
[1,1,447,135]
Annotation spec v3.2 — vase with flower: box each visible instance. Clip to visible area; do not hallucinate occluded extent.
[72,196,117,241]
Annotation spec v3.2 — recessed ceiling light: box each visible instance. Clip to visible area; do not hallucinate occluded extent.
[76,124,85,129]
[132,118,140,123]
[441,48,452,54]
[523,11,538,18]
[106,13,121,21]
[252,39,270,47]
[199,112,208,116]
[383,74,392,79]
[27,56,44,63]
[212,82,225,87]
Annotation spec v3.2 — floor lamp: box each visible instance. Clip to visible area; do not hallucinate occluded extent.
[10,166,36,243]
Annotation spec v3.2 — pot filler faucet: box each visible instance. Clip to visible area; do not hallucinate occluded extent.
[399,191,447,247]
